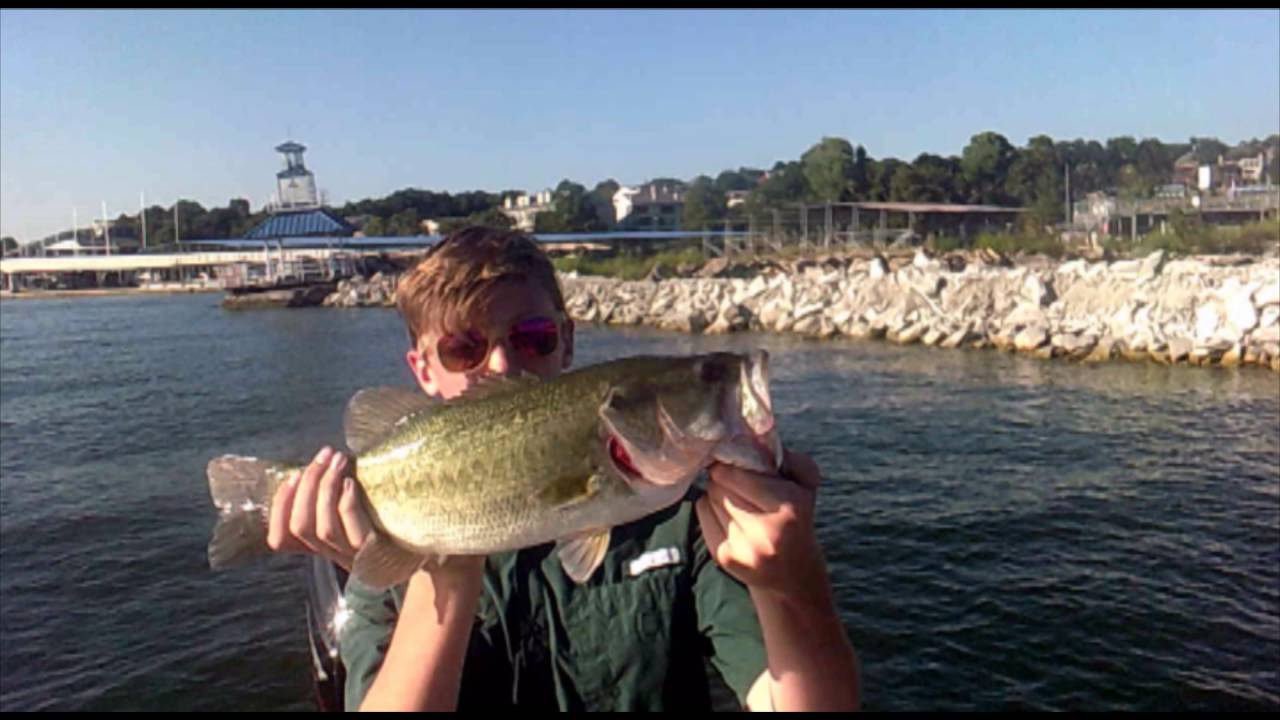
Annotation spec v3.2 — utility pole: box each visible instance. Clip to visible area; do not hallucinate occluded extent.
[102,201,111,256]
[1064,163,1072,226]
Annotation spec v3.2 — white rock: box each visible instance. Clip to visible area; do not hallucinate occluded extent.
[1138,250,1166,280]
[1195,303,1223,342]
[1014,324,1049,352]
[1225,291,1259,334]
[1255,280,1280,308]
[1260,305,1280,329]
[869,257,888,279]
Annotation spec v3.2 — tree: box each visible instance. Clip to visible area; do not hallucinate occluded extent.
[1005,136,1063,223]
[865,158,902,202]
[748,161,809,213]
[361,216,386,237]
[850,145,870,200]
[1104,136,1138,178]
[1,236,16,257]
[895,153,962,203]
[1190,137,1230,165]
[535,180,604,233]
[961,132,1017,205]
[714,169,755,193]
[1134,138,1171,190]
[682,176,727,230]
[440,207,514,235]
[1057,139,1107,197]
[801,137,856,203]
[590,180,620,227]
[387,208,422,236]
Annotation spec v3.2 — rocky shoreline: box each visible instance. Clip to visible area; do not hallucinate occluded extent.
[322,250,1280,372]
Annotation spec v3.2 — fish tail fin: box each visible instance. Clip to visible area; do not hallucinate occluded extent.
[207,454,290,570]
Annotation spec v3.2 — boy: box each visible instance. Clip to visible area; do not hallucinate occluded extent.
[267,227,860,711]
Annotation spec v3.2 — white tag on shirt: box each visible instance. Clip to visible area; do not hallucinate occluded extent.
[628,547,682,577]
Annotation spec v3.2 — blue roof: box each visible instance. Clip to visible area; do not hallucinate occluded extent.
[243,209,356,240]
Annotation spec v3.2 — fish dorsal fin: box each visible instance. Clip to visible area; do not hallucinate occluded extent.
[344,387,439,455]
[350,530,427,591]
[555,529,612,584]
[455,371,541,403]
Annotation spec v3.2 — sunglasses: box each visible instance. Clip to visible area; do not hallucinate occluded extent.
[434,316,560,373]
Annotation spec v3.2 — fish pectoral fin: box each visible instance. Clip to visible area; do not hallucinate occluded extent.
[350,530,426,591]
[555,529,611,584]
[344,387,440,455]
[537,471,602,509]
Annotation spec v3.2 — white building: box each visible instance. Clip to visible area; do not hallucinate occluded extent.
[613,181,687,230]
[500,190,554,232]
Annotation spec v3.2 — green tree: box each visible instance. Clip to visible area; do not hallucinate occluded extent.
[439,207,514,235]
[1058,139,1107,197]
[590,180,620,227]
[535,180,605,233]
[1004,136,1063,222]
[682,176,727,230]
[865,158,902,202]
[1,236,16,257]
[801,137,856,202]
[961,132,1017,205]
[895,153,962,203]
[1134,138,1171,190]
[1104,136,1138,183]
[169,200,207,245]
[466,207,515,231]
[361,216,386,237]
[387,208,422,236]
[850,145,870,200]
[713,169,755,193]
[1190,137,1230,165]
[747,161,809,213]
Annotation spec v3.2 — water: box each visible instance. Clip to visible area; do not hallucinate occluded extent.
[1,293,1277,711]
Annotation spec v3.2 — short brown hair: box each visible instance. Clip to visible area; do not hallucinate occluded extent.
[395,226,565,346]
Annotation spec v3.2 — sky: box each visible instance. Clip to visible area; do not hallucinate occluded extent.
[1,9,1277,243]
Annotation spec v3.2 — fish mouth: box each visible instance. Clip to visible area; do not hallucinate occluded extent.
[710,350,782,473]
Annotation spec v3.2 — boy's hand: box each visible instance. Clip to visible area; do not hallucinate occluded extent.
[695,449,831,605]
[268,446,373,571]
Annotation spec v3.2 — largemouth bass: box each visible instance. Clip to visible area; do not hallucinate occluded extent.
[207,351,780,589]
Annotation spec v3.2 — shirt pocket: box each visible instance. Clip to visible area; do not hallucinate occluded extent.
[562,566,684,708]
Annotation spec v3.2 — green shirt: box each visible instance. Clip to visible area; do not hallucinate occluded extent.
[341,487,769,711]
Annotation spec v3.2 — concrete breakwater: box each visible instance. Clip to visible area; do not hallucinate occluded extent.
[323,251,1280,372]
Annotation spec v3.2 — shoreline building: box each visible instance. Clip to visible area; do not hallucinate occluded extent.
[244,141,356,241]
[500,190,555,232]
[613,180,688,231]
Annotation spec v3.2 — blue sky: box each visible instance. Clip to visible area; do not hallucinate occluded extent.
[2,9,1277,242]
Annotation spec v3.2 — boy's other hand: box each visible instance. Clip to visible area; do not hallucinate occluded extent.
[695,449,831,605]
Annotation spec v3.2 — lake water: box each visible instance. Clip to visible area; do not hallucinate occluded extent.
[1,293,1277,710]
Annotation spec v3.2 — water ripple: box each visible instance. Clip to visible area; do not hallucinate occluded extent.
[2,297,1278,710]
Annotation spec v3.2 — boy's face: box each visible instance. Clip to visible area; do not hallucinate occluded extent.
[405,277,574,400]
